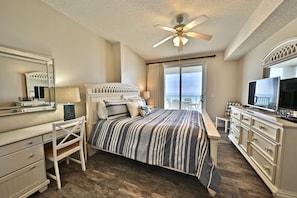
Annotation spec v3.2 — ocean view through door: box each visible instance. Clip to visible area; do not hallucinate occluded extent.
[164,65,205,111]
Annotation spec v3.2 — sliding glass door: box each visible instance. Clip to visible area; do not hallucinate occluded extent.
[164,67,180,109]
[164,65,205,110]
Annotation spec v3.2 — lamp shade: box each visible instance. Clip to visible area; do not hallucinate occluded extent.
[55,87,81,103]
[143,91,150,100]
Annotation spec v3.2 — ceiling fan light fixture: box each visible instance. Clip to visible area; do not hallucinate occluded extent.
[153,14,212,48]
[173,36,188,47]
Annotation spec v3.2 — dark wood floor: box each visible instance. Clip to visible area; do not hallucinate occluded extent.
[30,129,273,198]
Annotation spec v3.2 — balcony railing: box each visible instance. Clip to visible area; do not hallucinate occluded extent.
[165,95,201,110]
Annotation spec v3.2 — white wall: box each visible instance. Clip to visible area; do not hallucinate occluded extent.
[120,43,147,93]
[204,52,241,120]
[240,18,297,105]
[110,43,121,82]
[0,0,146,132]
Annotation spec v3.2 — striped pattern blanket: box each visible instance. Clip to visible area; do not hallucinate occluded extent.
[88,108,221,192]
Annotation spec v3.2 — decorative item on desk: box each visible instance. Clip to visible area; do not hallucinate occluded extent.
[143,91,150,105]
[56,87,80,121]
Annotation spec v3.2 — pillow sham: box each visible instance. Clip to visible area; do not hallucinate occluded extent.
[127,97,146,106]
[138,105,151,117]
[97,100,107,119]
[126,101,140,118]
[104,100,129,119]
[124,96,141,101]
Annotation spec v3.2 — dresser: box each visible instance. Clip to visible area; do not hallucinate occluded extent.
[0,136,49,198]
[229,106,297,198]
[0,121,86,197]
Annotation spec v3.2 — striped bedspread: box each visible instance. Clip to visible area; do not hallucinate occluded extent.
[88,108,221,192]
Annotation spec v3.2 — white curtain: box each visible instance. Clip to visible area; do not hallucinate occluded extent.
[147,63,164,108]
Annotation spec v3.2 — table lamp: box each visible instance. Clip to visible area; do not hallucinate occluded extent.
[56,87,81,120]
[143,91,150,105]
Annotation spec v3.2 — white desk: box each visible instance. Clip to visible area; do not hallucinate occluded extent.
[0,121,87,198]
[0,122,57,146]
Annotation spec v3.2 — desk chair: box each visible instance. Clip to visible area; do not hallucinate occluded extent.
[44,116,86,189]
[216,102,240,133]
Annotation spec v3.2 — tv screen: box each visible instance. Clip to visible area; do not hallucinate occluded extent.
[248,81,256,105]
[279,78,297,110]
[248,77,280,112]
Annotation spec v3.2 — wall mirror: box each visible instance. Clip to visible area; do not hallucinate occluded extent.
[263,37,297,79]
[262,37,297,119]
[264,57,297,79]
[0,45,56,116]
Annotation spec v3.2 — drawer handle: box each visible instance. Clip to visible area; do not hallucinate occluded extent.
[28,141,33,145]
[263,165,270,172]
[242,118,249,121]
[259,125,266,130]
[252,138,257,142]
[29,153,34,158]
[265,147,272,152]
[30,165,36,169]
[234,113,238,116]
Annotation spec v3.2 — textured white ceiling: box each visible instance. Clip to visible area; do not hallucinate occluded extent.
[40,0,297,62]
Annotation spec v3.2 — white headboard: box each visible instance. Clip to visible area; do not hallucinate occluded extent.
[85,83,140,145]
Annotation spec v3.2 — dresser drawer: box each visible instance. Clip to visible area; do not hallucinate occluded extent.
[231,108,241,120]
[241,113,251,126]
[239,125,249,153]
[0,160,47,198]
[0,144,44,177]
[229,126,240,143]
[0,136,42,157]
[250,145,276,184]
[230,118,240,130]
[251,119,280,142]
[250,130,278,163]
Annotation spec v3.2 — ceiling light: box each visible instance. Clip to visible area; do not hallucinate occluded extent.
[173,36,188,47]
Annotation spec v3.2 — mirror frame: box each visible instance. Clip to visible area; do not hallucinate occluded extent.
[262,37,297,117]
[262,37,297,79]
[0,45,56,116]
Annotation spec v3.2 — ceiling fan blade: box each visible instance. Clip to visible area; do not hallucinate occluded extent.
[186,31,212,40]
[153,35,175,48]
[154,25,176,33]
[184,15,208,30]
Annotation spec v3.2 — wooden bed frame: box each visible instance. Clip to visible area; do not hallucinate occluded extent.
[85,83,221,196]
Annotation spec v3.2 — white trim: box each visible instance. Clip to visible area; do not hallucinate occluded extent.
[262,37,297,67]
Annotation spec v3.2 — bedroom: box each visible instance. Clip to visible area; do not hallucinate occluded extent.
[1,0,297,197]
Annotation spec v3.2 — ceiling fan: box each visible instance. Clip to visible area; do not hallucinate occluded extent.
[153,14,212,50]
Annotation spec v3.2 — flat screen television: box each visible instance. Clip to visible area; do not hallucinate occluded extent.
[279,78,297,110]
[247,77,280,112]
[248,81,256,106]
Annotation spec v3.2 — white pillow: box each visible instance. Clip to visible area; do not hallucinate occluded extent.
[97,100,107,119]
[127,97,146,106]
[126,102,140,118]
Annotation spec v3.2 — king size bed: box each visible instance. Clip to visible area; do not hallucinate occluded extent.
[85,83,221,196]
